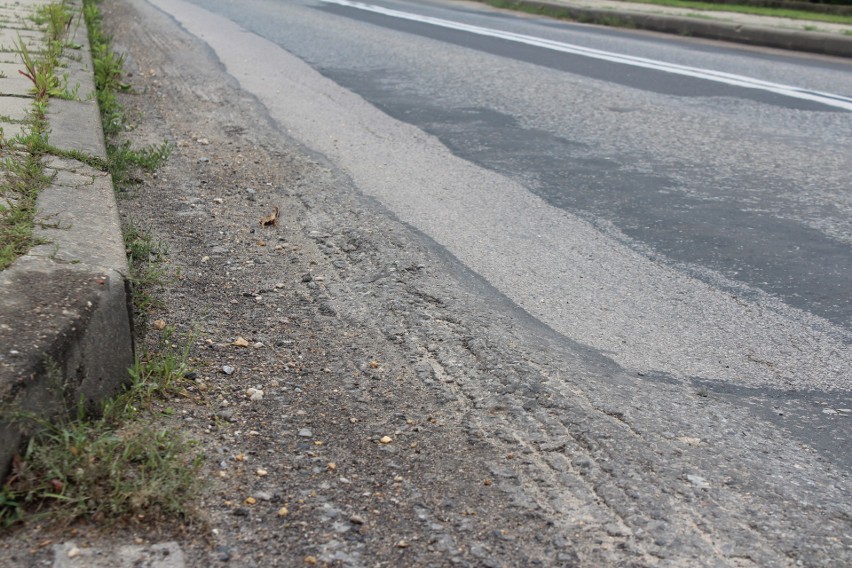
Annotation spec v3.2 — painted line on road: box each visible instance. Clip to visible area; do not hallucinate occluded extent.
[320,0,852,111]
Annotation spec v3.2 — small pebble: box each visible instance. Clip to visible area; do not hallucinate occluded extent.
[222,366,235,375]
[380,436,393,444]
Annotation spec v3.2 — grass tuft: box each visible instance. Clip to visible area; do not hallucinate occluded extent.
[1,321,201,527]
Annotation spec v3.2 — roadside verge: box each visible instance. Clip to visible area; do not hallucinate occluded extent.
[479,0,852,57]
[0,0,132,476]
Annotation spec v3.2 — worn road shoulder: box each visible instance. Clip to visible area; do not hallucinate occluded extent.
[0,0,847,565]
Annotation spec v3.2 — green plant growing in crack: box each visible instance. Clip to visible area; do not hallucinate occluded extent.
[15,38,63,103]
[122,219,169,332]
[0,328,202,526]
[84,0,173,193]
[0,1,74,271]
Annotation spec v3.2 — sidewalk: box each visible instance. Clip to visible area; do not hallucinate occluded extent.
[484,0,852,57]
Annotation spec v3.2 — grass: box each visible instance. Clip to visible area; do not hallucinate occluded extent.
[0,130,53,271]
[0,219,199,527]
[84,0,173,192]
[123,219,168,332]
[615,0,852,25]
[472,0,852,27]
[1,329,202,526]
[477,0,580,22]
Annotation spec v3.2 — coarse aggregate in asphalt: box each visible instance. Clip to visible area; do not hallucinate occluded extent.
[0,0,849,566]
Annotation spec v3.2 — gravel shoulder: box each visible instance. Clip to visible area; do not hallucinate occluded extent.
[0,0,849,566]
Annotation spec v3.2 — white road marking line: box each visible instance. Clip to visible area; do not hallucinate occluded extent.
[320,0,852,111]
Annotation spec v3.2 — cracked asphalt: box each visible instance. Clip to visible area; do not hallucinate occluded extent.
[2,0,850,566]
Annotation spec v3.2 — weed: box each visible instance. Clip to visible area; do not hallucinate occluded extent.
[0,125,53,271]
[110,327,193,418]
[15,38,62,103]
[0,0,74,271]
[3,410,201,525]
[84,0,171,191]
[122,219,168,331]
[33,1,74,44]
[608,0,852,25]
[1,327,202,527]
[109,140,172,191]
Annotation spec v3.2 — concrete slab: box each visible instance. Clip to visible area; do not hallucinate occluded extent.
[52,541,186,568]
[0,160,130,475]
[0,96,32,121]
[0,121,26,139]
[31,159,126,271]
[0,62,34,96]
[0,29,42,53]
[0,258,132,474]
[47,98,106,159]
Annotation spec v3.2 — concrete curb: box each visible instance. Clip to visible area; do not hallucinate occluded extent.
[501,1,852,58]
[0,1,132,476]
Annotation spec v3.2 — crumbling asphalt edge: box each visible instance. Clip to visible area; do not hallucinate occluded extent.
[0,1,133,477]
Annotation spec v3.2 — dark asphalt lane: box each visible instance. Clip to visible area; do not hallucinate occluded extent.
[165,0,852,405]
[179,0,852,331]
[318,2,843,111]
[314,1,852,330]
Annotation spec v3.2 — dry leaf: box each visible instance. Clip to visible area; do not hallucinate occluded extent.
[260,206,280,227]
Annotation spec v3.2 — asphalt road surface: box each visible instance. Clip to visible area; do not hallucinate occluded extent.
[141,0,851,563]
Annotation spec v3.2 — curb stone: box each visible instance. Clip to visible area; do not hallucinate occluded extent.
[488,0,852,57]
[0,0,133,477]
[52,541,186,568]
